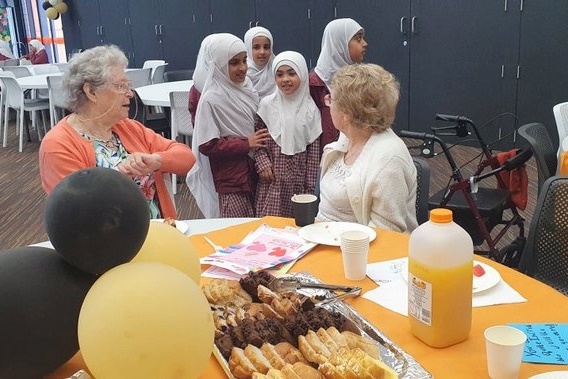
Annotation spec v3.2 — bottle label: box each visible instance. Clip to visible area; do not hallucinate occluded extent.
[408,273,432,326]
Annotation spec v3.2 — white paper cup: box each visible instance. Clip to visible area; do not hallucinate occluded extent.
[340,230,369,281]
[485,325,527,379]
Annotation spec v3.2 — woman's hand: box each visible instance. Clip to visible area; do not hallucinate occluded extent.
[118,153,162,176]
[259,167,274,183]
[248,128,271,149]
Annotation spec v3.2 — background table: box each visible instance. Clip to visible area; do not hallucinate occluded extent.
[17,73,62,90]
[47,216,568,378]
[136,80,193,107]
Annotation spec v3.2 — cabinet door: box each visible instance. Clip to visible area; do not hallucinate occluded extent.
[307,0,335,69]
[159,0,199,70]
[255,0,310,61]
[127,0,163,67]
[99,0,132,58]
[516,0,568,148]
[210,0,255,38]
[335,0,410,131]
[61,0,83,57]
[409,0,520,147]
[73,0,103,49]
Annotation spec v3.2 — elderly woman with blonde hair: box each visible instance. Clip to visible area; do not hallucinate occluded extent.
[316,63,418,233]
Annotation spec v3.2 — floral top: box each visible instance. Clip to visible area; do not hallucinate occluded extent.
[81,132,161,218]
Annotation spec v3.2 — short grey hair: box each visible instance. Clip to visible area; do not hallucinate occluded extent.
[63,44,128,112]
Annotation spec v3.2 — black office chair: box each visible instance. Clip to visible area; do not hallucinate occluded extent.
[518,176,568,296]
[129,90,170,139]
[412,156,431,225]
[163,69,194,82]
[517,123,557,195]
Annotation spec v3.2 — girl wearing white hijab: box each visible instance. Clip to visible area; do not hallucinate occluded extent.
[189,34,217,123]
[244,26,276,98]
[186,33,270,218]
[255,51,322,217]
[0,40,15,60]
[22,39,48,64]
[309,18,367,149]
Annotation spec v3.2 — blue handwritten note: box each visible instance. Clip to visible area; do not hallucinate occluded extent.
[509,323,568,364]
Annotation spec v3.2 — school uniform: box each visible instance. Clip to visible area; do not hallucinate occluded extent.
[310,18,363,150]
[255,51,322,217]
[186,33,259,218]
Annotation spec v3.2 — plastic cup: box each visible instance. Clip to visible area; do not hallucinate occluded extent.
[340,230,370,281]
[484,325,527,379]
[291,194,318,227]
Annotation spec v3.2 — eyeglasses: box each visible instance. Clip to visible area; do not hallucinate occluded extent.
[107,81,133,93]
[324,93,333,107]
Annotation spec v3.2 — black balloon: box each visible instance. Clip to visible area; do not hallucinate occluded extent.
[45,167,150,275]
[42,1,51,10]
[0,247,97,379]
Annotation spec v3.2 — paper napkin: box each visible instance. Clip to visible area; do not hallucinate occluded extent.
[364,258,527,317]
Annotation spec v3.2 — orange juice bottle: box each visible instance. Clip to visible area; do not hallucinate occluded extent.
[408,208,473,348]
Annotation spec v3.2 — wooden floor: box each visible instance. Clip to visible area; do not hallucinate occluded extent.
[0,119,537,253]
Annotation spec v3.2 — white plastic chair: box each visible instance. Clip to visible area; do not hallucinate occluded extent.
[47,75,68,129]
[553,101,568,161]
[169,90,193,195]
[150,63,169,114]
[0,72,49,152]
[151,63,168,84]
[142,59,166,71]
[29,64,60,76]
[125,67,152,89]
[1,66,31,78]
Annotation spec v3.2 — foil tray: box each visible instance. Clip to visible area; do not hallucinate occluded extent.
[212,272,433,379]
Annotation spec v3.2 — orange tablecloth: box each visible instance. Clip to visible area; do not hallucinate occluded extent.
[48,216,568,378]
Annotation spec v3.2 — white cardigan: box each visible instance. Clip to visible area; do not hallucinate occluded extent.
[320,129,418,233]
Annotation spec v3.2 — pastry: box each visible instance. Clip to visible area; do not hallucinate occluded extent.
[318,347,398,379]
[229,342,308,379]
[202,278,253,306]
[298,327,382,365]
[240,270,277,301]
[251,362,324,379]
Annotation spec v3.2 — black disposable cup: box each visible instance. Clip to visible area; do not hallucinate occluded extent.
[291,194,319,227]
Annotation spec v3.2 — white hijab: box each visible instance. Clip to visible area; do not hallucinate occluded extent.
[186,33,259,218]
[244,27,276,98]
[29,40,45,52]
[192,34,216,93]
[314,18,363,88]
[257,51,321,156]
[0,40,14,59]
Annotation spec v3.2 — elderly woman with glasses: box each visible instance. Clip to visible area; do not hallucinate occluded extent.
[316,63,418,233]
[39,44,195,219]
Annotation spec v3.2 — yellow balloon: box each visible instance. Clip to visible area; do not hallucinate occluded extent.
[45,7,59,20]
[78,262,214,379]
[54,2,68,14]
[131,221,201,284]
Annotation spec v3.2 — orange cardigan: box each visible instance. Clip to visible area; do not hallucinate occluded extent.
[39,117,195,218]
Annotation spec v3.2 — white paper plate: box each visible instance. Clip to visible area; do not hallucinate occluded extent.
[298,222,376,246]
[529,372,568,379]
[150,219,189,235]
[402,260,501,294]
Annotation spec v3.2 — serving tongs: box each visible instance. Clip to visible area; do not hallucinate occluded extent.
[268,276,362,306]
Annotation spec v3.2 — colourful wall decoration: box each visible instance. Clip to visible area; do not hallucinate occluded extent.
[0,7,12,44]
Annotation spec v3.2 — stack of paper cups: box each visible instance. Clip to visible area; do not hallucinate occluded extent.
[340,230,370,281]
